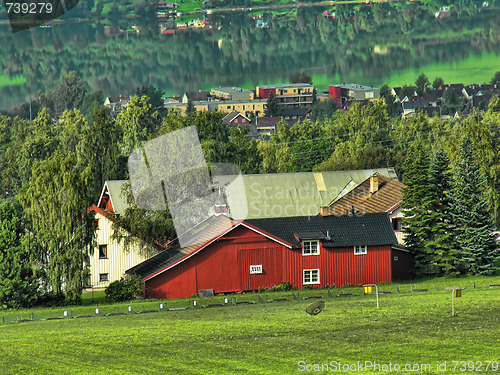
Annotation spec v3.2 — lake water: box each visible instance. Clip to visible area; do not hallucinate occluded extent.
[1,1,500,110]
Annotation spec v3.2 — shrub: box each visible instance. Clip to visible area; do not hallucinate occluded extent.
[105,274,142,302]
[271,281,293,292]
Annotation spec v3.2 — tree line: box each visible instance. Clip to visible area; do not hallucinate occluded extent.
[2,72,500,308]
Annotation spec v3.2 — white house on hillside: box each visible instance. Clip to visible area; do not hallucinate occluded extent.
[88,180,150,289]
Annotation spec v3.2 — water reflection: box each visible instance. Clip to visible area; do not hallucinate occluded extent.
[1,2,500,110]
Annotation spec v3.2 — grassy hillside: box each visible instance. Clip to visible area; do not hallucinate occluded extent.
[1,276,499,374]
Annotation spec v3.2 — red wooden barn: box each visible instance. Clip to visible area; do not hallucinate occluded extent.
[127,213,400,299]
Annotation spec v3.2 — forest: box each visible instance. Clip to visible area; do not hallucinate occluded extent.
[1,70,500,308]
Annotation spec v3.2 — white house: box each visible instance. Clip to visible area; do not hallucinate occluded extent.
[88,180,150,289]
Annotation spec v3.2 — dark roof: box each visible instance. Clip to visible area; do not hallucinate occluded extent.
[129,213,397,279]
[256,117,280,128]
[403,101,434,110]
[281,107,311,117]
[245,212,397,249]
[185,91,211,101]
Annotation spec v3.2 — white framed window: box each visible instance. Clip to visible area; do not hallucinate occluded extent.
[354,245,367,255]
[250,265,263,274]
[303,269,320,285]
[302,240,320,255]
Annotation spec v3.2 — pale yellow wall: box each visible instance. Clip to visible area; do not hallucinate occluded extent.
[216,101,265,115]
[89,213,150,288]
[276,86,313,96]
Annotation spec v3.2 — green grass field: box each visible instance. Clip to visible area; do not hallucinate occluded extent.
[0,75,26,88]
[1,276,499,374]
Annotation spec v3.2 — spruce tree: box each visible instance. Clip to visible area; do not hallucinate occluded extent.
[402,140,433,275]
[426,149,458,276]
[449,136,500,275]
[264,91,281,117]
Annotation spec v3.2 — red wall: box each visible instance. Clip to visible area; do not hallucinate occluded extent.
[257,87,277,99]
[144,225,392,299]
[329,85,342,107]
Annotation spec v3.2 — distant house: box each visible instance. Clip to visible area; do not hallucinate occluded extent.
[281,107,312,124]
[157,1,178,9]
[182,91,211,103]
[88,181,150,289]
[329,84,380,107]
[402,100,440,118]
[222,111,251,126]
[211,87,254,101]
[256,84,314,107]
[128,212,401,299]
[320,173,406,244]
[104,95,131,108]
[256,116,280,134]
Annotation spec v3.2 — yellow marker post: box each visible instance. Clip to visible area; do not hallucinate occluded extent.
[363,284,379,309]
[451,288,463,316]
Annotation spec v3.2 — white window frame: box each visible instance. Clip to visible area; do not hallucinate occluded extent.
[303,269,320,285]
[302,240,320,256]
[354,245,367,255]
[249,265,263,274]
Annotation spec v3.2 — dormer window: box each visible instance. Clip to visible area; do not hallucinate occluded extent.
[302,240,320,255]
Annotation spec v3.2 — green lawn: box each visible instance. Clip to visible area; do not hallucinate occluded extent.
[0,75,26,88]
[383,51,500,88]
[1,276,499,374]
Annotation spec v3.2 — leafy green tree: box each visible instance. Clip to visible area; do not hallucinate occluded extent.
[415,73,430,95]
[311,99,337,122]
[78,107,126,200]
[487,95,500,113]
[20,151,95,302]
[111,182,176,256]
[315,101,392,171]
[289,71,312,84]
[17,109,59,188]
[257,121,291,173]
[490,71,500,85]
[51,71,87,113]
[432,77,444,90]
[380,84,402,118]
[105,274,142,302]
[136,85,165,110]
[399,85,416,100]
[116,95,161,155]
[264,91,281,117]
[449,136,499,275]
[57,109,87,154]
[0,200,41,308]
[80,91,104,122]
[226,125,261,174]
[402,140,433,276]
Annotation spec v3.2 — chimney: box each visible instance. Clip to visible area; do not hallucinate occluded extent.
[369,175,379,194]
[320,206,329,217]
